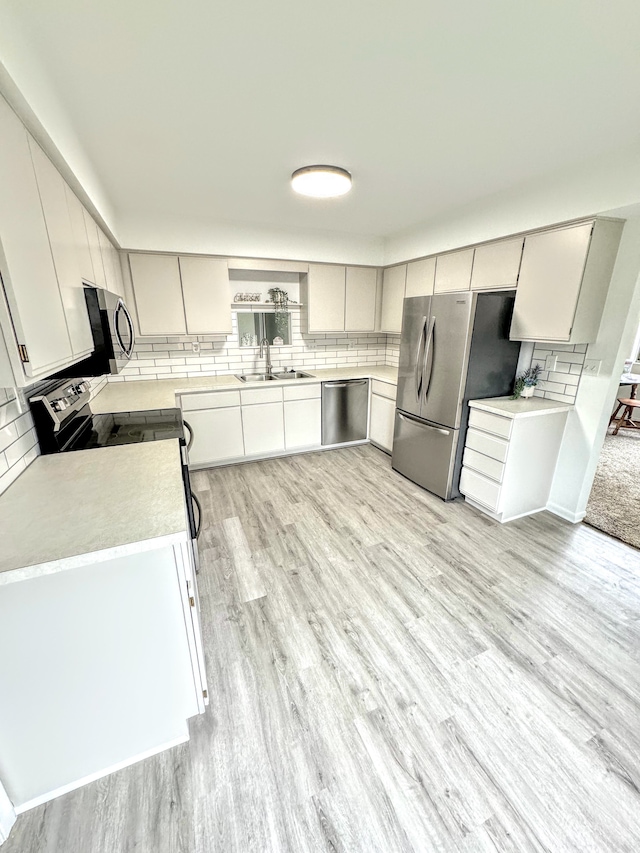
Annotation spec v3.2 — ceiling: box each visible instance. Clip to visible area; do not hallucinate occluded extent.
[2,0,640,247]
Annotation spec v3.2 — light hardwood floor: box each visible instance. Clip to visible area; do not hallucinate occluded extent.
[5,444,640,852]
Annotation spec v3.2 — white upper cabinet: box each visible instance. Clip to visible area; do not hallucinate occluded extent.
[405,257,436,297]
[305,264,346,333]
[179,256,231,334]
[129,253,187,335]
[0,95,72,379]
[471,237,523,291]
[380,264,407,334]
[28,138,93,359]
[98,229,119,297]
[83,210,107,289]
[64,187,95,285]
[434,248,474,293]
[345,266,377,332]
[510,219,623,344]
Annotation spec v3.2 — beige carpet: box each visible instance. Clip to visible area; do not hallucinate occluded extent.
[585,430,640,549]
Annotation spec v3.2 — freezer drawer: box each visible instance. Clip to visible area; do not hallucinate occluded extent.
[391,410,460,500]
[321,379,369,445]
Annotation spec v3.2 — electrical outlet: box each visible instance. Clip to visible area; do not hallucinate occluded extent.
[191,341,201,353]
[306,342,316,350]
[348,340,359,349]
[583,358,601,376]
[545,354,558,371]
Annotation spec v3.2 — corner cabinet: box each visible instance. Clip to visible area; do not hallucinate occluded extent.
[303,264,378,333]
[380,265,407,334]
[510,219,623,344]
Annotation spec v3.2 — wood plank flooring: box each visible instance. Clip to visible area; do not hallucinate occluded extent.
[5,444,640,852]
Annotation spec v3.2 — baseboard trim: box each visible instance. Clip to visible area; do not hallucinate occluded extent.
[547,502,586,524]
[14,732,189,815]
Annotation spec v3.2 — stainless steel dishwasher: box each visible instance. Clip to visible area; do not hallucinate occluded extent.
[321,379,369,445]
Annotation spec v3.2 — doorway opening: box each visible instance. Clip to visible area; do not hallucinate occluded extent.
[584,318,640,548]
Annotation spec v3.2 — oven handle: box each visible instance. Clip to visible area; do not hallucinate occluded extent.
[183,419,194,452]
[114,299,136,359]
[191,492,203,540]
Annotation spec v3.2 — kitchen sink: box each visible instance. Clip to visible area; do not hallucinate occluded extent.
[235,370,314,382]
[235,373,280,382]
[273,370,313,379]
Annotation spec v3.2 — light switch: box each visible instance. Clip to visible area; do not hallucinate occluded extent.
[545,355,558,371]
[583,358,601,376]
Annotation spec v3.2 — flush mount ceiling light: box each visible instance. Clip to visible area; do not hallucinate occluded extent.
[291,165,352,198]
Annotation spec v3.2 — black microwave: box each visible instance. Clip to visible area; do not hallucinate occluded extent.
[61,287,136,377]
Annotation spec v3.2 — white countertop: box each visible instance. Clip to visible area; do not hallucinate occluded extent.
[0,441,189,585]
[91,365,399,413]
[469,395,574,419]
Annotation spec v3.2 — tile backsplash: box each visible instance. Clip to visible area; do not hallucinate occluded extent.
[0,389,38,496]
[529,343,587,404]
[110,309,389,382]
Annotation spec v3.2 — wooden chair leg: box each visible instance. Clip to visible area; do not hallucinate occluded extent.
[613,405,633,435]
[610,401,624,426]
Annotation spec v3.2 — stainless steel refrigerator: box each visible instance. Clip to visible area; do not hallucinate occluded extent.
[392,291,520,500]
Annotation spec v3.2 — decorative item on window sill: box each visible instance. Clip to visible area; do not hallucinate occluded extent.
[512,363,543,399]
[268,288,290,344]
[234,292,262,302]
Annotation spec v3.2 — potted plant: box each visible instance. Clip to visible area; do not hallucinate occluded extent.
[512,363,543,399]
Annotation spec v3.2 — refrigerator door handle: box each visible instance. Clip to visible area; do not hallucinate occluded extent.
[422,316,436,399]
[414,316,427,402]
[397,411,450,436]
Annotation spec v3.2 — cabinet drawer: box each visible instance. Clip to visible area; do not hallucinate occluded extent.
[283,383,321,401]
[465,427,509,463]
[460,467,502,511]
[462,448,505,483]
[371,380,397,401]
[180,390,241,412]
[468,408,512,439]
[240,386,283,405]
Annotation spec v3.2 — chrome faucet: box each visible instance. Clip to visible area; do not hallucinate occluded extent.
[259,337,272,375]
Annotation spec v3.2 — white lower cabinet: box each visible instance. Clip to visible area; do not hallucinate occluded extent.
[242,402,285,456]
[284,398,322,449]
[370,392,395,453]
[460,400,569,522]
[183,407,244,466]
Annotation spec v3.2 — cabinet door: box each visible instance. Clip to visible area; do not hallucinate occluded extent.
[129,253,187,335]
[510,223,592,342]
[64,186,95,285]
[0,95,72,377]
[242,402,285,456]
[179,256,231,335]
[29,138,93,359]
[380,264,407,333]
[405,258,435,297]
[434,248,474,293]
[97,229,125,298]
[184,407,244,466]
[345,267,377,332]
[82,210,106,288]
[284,398,322,449]
[471,237,523,290]
[307,264,345,332]
[370,393,395,452]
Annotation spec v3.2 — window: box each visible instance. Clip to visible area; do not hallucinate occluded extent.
[237,311,291,347]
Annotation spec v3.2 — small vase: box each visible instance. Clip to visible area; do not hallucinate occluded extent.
[521,385,535,398]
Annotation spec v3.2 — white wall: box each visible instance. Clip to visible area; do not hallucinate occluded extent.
[117,212,384,266]
[0,11,117,239]
[384,143,640,264]
[548,218,640,522]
